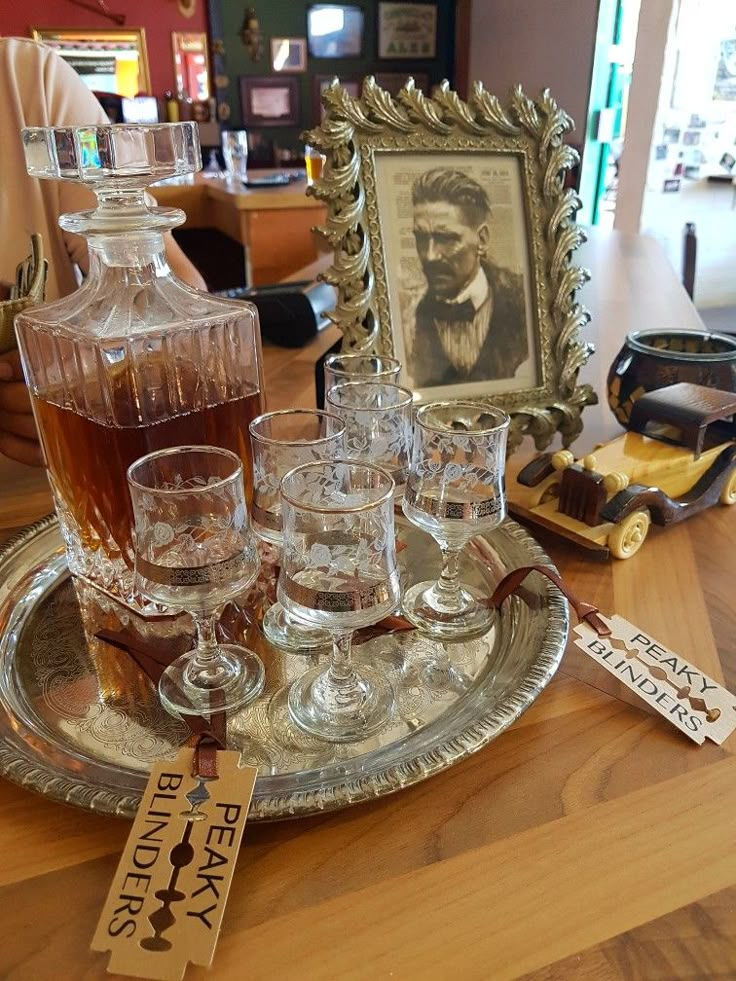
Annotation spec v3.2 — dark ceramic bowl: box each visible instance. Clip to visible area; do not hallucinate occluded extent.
[607,328,736,425]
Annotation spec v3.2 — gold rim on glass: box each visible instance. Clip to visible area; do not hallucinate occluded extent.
[415,400,510,435]
[280,459,395,513]
[249,408,346,446]
[326,381,414,412]
[325,353,402,380]
[127,444,242,495]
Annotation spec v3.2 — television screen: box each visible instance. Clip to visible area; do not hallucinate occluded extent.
[122,96,159,124]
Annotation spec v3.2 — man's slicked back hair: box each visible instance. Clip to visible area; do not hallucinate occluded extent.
[411,168,491,227]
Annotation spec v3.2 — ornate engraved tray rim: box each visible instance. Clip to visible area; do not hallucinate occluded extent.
[0,516,567,821]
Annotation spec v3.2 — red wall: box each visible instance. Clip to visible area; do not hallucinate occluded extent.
[1,1,208,95]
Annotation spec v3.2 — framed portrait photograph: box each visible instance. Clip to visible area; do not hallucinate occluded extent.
[271,37,307,73]
[313,75,360,123]
[307,5,365,58]
[378,2,437,59]
[239,76,300,126]
[304,78,595,452]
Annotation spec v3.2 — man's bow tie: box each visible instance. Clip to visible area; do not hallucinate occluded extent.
[428,298,476,323]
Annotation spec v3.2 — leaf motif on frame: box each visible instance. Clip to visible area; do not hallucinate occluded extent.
[361,76,414,132]
[470,82,520,135]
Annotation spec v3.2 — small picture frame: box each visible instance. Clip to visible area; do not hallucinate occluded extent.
[313,75,361,123]
[240,76,300,126]
[270,37,307,73]
[378,2,437,59]
[307,5,365,59]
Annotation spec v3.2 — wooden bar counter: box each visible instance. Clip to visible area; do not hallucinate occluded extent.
[150,171,327,286]
[0,229,734,978]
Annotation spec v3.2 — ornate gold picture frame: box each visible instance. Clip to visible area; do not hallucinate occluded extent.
[305,78,596,452]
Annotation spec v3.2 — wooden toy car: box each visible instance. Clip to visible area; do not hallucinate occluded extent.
[511,382,736,559]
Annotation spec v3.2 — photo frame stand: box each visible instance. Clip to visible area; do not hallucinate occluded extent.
[304,77,596,454]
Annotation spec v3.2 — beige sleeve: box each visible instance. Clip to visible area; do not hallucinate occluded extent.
[40,49,110,273]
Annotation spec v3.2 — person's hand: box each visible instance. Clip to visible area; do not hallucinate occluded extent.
[0,350,43,467]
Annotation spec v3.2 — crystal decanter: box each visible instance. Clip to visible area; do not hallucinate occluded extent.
[16,124,265,609]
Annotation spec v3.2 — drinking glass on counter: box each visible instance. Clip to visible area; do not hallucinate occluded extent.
[304,144,325,185]
[279,461,399,742]
[402,401,509,640]
[249,409,345,651]
[221,129,249,182]
[324,353,402,395]
[128,445,264,716]
[326,381,414,494]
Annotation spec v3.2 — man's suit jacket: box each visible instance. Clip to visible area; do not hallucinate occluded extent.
[410,264,529,389]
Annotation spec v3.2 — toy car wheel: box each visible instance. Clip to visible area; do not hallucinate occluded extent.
[719,468,736,505]
[608,509,650,559]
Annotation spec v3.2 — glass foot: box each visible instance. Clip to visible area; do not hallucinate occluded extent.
[287,664,395,743]
[262,601,330,652]
[402,580,493,641]
[159,643,265,717]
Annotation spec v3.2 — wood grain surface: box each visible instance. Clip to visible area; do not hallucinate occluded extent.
[0,230,733,980]
[150,172,328,286]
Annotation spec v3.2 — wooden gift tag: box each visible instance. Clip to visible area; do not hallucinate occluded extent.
[91,748,257,980]
[573,614,736,745]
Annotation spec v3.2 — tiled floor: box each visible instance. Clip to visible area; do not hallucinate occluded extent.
[640,177,735,311]
[600,176,735,315]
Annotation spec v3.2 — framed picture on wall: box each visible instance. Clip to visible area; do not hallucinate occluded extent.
[313,75,361,122]
[378,3,437,59]
[307,5,365,58]
[240,76,300,126]
[271,37,308,73]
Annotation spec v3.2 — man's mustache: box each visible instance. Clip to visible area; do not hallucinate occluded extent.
[421,262,453,278]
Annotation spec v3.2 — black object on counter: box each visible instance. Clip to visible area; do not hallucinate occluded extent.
[215,279,335,348]
[607,328,736,426]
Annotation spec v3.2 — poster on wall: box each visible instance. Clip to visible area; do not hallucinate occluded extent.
[378,2,437,59]
[713,38,736,101]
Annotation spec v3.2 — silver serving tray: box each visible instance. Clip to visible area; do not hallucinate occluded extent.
[0,515,567,821]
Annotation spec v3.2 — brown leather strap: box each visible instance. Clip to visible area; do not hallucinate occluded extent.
[188,732,224,778]
[489,564,612,636]
[95,628,229,758]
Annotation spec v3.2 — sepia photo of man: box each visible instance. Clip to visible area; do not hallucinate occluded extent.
[405,168,529,389]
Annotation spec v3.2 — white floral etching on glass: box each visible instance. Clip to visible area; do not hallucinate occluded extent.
[409,430,505,498]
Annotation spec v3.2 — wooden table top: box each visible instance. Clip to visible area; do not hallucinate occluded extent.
[150,170,324,213]
[1,229,734,979]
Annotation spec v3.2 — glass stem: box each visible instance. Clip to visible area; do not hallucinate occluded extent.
[329,632,355,684]
[432,545,465,612]
[192,612,219,670]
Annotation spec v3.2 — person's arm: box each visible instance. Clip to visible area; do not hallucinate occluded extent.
[165,234,207,290]
[0,350,43,466]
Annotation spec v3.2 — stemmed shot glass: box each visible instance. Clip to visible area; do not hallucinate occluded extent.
[249,409,345,651]
[326,381,414,494]
[324,352,402,393]
[402,402,509,640]
[221,129,248,182]
[279,461,400,742]
[127,445,265,717]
